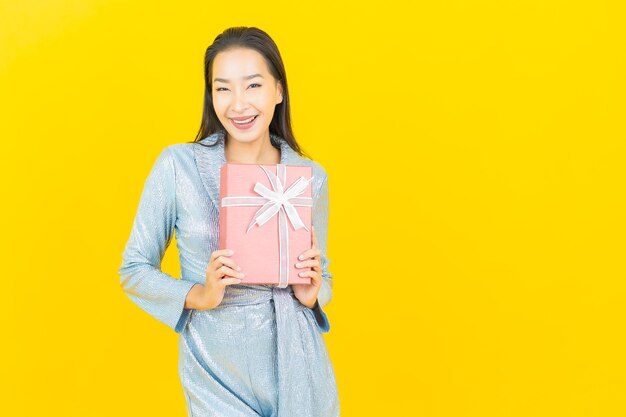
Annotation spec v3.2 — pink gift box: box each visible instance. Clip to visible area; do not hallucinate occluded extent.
[219,163,313,286]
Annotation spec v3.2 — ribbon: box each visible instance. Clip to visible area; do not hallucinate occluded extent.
[221,164,313,288]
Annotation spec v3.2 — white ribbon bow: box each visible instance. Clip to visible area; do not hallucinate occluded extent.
[221,164,313,288]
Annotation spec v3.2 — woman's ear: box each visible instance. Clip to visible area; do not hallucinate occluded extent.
[276,81,284,104]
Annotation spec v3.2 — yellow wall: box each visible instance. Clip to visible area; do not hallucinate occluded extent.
[1,1,624,415]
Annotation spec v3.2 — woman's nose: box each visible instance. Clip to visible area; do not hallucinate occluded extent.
[232,90,248,111]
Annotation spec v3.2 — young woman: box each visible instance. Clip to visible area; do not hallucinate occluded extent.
[118,27,339,417]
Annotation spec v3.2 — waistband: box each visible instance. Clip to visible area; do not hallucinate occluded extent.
[210,284,309,313]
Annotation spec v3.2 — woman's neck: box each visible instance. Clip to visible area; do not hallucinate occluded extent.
[224,135,281,165]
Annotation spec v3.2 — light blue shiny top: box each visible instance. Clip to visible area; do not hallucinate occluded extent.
[118,131,333,334]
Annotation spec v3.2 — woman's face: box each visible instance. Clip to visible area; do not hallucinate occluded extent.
[211,47,283,145]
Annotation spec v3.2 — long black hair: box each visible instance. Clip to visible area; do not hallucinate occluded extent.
[188,26,310,159]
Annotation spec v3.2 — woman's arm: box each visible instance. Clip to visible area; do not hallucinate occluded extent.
[310,172,333,332]
[118,146,196,333]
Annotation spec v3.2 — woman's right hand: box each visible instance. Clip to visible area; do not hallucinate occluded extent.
[186,249,244,310]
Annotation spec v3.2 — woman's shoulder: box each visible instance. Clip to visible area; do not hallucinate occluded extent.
[155,142,197,166]
[293,156,328,181]
[163,141,196,156]
[290,157,329,200]
[142,143,199,182]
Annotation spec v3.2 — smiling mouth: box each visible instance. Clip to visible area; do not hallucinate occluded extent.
[231,115,258,124]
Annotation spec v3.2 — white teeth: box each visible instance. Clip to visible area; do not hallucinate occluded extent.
[233,116,256,124]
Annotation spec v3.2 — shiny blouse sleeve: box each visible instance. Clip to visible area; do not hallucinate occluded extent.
[118,147,196,333]
[311,172,333,333]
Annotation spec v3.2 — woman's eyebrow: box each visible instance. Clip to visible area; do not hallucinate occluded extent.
[214,74,264,83]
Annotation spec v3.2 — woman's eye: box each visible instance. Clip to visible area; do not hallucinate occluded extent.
[215,85,259,91]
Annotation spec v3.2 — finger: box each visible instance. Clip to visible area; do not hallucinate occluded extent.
[311,226,318,249]
[295,259,319,269]
[220,277,243,287]
[298,248,321,261]
[215,255,241,271]
[217,265,245,279]
[298,270,321,279]
[310,273,322,285]
[211,249,234,262]
[297,270,322,285]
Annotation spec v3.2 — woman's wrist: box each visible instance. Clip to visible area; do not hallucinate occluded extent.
[307,299,319,309]
[184,283,206,309]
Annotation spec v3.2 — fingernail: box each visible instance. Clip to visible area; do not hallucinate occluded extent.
[240,273,245,278]
[296,263,302,268]
[299,255,304,260]
[237,266,241,271]
[228,250,234,255]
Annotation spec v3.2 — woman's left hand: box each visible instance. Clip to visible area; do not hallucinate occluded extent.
[292,226,322,309]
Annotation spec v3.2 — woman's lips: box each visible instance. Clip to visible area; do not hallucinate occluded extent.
[230,115,258,130]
